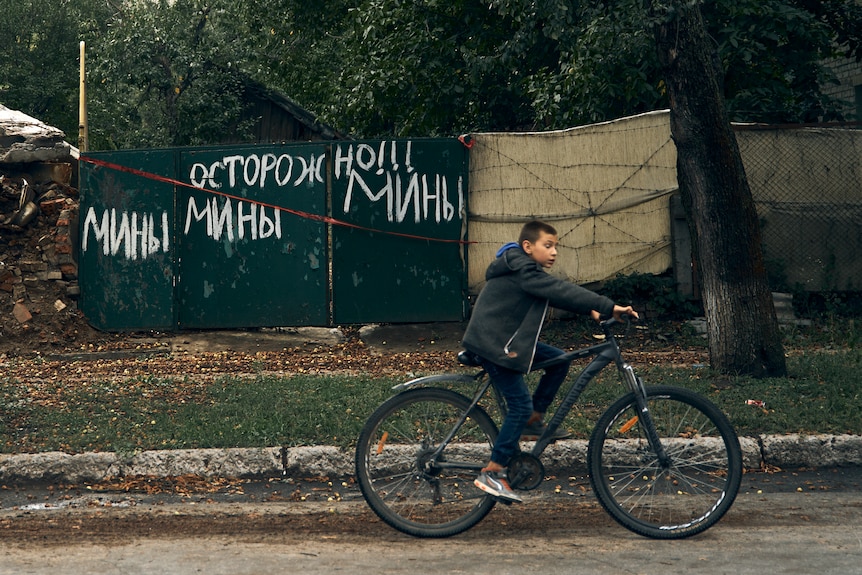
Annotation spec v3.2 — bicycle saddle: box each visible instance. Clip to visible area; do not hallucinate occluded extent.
[457,350,483,367]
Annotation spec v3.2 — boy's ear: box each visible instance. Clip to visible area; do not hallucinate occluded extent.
[521,239,532,254]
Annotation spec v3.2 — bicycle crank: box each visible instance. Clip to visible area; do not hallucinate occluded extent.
[508,453,545,491]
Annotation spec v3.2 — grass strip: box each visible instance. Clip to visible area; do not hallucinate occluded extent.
[2,348,861,455]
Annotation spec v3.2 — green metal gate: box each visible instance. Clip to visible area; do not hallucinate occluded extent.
[330,139,468,323]
[176,145,329,328]
[79,149,176,331]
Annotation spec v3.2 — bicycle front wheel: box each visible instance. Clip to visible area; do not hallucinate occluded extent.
[588,385,742,539]
[355,386,499,538]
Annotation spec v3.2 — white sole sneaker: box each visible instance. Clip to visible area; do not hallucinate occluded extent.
[474,472,523,503]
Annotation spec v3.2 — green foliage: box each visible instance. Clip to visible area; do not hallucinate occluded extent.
[324,0,548,136]
[87,0,275,148]
[0,373,403,453]
[307,0,665,136]
[250,1,352,125]
[306,0,862,136]
[0,0,114,140]
[701,348,862,436]
[598,272,702,320]
[4,0,862,145]
[703,0,846,123]
[790,290,862,320]
[525,1,664,129]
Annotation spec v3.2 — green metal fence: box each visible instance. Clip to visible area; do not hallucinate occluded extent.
[78,149,177,331]
[330,139,468,323]
[175,145,329,328]
[78,139,468,331]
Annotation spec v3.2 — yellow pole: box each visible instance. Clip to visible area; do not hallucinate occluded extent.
[78,41,88,153]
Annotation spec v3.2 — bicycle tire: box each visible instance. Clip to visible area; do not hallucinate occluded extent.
[355,386,499,538]
[588,385,742,539]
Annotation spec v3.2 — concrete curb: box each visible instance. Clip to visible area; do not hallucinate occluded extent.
[2,434,861,484]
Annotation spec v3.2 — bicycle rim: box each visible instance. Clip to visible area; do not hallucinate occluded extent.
[355,387,498,538]
[588,385,742,539]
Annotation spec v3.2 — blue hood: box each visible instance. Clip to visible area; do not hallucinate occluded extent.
[495,242,520,257]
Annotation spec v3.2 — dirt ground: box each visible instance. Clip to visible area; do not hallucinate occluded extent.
[0,479,608,545]
[1,466,860,557]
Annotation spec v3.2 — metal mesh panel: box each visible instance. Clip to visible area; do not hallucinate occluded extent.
[736,127,862,291]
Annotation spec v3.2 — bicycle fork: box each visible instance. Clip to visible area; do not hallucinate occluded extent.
[622,363,671,468]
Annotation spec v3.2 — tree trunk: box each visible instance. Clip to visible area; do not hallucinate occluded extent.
[654,2,786,377]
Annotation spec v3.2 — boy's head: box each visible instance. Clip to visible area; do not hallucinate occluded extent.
[519,220,558,268]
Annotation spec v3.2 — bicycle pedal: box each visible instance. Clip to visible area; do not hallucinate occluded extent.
[494,497,514,506]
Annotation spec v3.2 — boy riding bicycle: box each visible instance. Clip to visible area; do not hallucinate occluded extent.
[462,220,638,503]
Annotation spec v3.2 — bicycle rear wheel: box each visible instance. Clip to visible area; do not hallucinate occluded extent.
[588,385,742,539]
[355,386,498,538]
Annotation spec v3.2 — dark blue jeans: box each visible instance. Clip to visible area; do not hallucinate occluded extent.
[481,342,571,467]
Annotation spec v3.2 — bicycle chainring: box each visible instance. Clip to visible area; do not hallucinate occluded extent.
[508,453,545,491]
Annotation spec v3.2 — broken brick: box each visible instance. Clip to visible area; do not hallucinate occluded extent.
[60,263,78,279]
[12,302,32,324]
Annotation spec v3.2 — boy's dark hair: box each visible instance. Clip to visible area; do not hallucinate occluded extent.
[519,220,557,245]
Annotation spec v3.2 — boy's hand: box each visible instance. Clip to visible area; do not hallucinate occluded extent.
[592,306,639,322]
[612,305,639,321]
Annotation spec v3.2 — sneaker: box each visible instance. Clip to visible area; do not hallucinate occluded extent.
[474,470,523,503]
[520,421,572,441]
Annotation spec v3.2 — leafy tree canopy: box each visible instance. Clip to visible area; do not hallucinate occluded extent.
[302,0,862,137]
[2,0,860,145]
[0,0,114,139]
[86,0,280,148]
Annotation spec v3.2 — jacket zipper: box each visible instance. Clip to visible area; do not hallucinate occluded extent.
[525,302,549,371]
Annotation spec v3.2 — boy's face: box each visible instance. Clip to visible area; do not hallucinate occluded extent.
[523,231,558,268]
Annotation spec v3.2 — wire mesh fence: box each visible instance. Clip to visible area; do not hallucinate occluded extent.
[736,125,862,292]
[467,114,861,297]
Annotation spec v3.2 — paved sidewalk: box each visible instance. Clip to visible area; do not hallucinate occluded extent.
[2,433,861,485]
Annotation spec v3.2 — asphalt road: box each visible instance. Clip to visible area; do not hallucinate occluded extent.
[1,466,860,574]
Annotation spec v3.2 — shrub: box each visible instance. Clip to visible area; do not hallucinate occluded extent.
[598,272,701,320]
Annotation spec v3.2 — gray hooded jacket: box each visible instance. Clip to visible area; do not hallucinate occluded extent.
[462,245,615,373]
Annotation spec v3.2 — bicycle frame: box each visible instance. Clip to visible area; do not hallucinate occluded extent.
[534,322,671,465]
[391,318,669,468]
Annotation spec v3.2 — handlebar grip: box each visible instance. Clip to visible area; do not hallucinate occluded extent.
[599,314,635,329]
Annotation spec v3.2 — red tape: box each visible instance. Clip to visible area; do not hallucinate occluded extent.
[458,134,474,149]
[79,155,474,245]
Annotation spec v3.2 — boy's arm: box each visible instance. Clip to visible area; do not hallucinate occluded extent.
[518,263,616,316]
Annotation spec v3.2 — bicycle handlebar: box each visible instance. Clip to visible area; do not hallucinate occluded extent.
[599,313,636,330]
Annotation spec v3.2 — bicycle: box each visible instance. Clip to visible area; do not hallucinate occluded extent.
[355,317,742,538]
